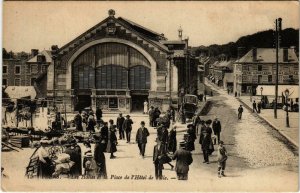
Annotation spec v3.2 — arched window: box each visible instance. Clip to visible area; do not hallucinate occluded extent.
[129,65,150,90]
[72,43,151,90]
[96,65,127,89]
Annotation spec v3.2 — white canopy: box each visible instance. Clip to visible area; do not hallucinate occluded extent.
[5,86,37,100]
[256,85,299,99]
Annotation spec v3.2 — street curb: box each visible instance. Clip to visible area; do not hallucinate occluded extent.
[237,98,299,149]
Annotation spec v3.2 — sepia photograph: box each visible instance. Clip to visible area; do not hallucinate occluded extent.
[1,1,299,192]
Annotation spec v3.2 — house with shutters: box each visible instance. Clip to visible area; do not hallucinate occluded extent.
[47,10,198,113]
[233,47,299,96]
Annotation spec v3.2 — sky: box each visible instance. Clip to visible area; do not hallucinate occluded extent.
[3,1,299,52]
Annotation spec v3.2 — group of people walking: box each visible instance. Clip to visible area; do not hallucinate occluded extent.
[40,103,229,180]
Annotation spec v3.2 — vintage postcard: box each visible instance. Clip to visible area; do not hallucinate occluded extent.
[1,1,299,192]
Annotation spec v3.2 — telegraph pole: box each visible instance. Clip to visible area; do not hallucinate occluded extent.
[274,18,282,119]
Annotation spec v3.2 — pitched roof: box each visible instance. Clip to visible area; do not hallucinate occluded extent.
[58,15,171,55]
[27,50,52,63]
[236,48,298,63]
[118,17,165,40]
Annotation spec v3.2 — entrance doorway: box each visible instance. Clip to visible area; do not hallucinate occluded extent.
[131,95,148,112]
[75,95,91,111]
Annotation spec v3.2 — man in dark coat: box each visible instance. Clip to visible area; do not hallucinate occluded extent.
[172,141,193,180]
[153,108,161,127]
[168,126,177,154]
[252,100,257,113]
[94,138,107,179]
[186,124,196,151]
[65,140,82,177]
[74,112,83,131]
[153,138,166,180]
[238,105,243,120]
[257,101,262,113]
[212,117,222,144]
[96,107,102,123]
[136,121,150,158]
[122,115,133,143]
[148,106,155,127]
[116,113,125,140]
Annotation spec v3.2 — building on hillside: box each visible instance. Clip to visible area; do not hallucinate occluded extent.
[48,10,198,113]
[233,47,299,96]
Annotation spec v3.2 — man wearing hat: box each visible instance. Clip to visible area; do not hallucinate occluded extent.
[116,113,125,140]
[136,121,150,158]
[238,105,244,120]
[212,117,222,145]
[122,115,133,143]
[201,120,214,164]
[172,140,193,180]
[153,138,166,180]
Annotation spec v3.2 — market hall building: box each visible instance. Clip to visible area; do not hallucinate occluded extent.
[47,10,198,113]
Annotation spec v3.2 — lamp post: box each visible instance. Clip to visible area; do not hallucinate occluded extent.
[284,89,290,127]
[260,87,263,99]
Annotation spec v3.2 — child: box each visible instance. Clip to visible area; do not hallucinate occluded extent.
[217,141,227,178]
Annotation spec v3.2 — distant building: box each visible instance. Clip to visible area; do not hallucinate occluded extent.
[2,59,26,87]
[48,10,198,113]
[233,47,299,95]
[2,49,52,98]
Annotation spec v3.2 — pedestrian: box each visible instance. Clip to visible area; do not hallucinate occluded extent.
[186,124,196,152]
[144,100,148,114]
[94,135,107,179]
[65,140,82,177]
[257,101,262,113]
[74,111,83,131]
[217,140,228,178]
[238,105,243,120]
[96,107,102,123]
[100,122,108,147]
[83,152,97,177]
[235,91,237,97]
[136,121,150,158]
[168,126,177,154]
[116,113,125,140]
[172,140,193,180]
[122,115,133,143]
[135,121,150,158]
[179,106,186,124]
[192,114,201,135]
[148,106,155,127]
[106,119,117,159]
[87,113,96,132]
[153,138,165,180]
[200,120,214,164]
[252,100,257,113]
[212,117,222,145]
[153,107,161,127]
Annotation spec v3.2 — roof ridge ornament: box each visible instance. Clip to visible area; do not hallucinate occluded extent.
[108,9,115,17]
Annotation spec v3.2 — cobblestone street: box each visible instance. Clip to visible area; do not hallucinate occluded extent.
[2,82,298,192]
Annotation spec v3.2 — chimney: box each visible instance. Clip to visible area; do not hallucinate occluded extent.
[31,49,39,57]
[252,47,257,61]
[283,47,288,62]
[237,47,246,59]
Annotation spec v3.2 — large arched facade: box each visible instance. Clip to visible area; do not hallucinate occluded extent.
[70,42,153,111]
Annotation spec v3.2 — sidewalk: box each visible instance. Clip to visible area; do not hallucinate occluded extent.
[204,78,299,148]
[238,96,299,148]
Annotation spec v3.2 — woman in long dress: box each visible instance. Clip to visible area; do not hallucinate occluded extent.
[106,120,117,159]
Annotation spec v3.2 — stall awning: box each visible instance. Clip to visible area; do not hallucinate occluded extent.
[5,86,37,100]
